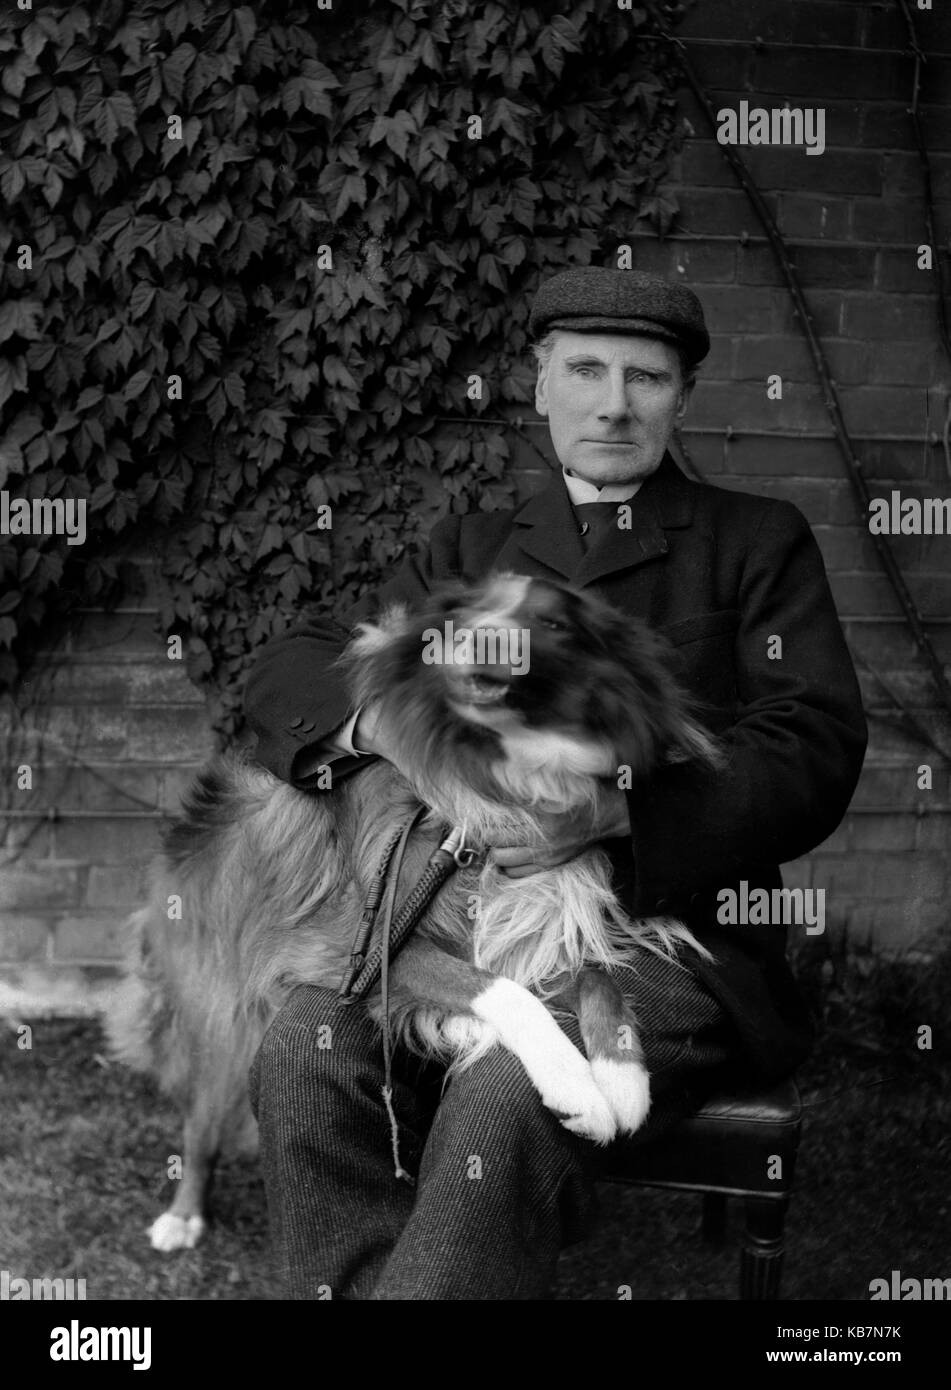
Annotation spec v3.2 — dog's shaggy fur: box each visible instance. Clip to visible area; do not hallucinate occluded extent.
[106,573,720,1251]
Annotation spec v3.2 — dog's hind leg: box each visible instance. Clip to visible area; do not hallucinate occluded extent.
[147,1108,221,1252]
[567,967,651,1135]
[147,1049,258,1253]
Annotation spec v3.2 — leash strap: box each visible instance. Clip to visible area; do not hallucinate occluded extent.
[337,806,429,1000]
[338,814,476,1183]
[341,825,473,1001]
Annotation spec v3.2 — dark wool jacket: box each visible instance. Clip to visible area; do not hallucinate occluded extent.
[244,454,868,1081]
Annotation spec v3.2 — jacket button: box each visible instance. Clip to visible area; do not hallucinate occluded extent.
[690,892,701,906]
[299,720,316,734]
[655,898,669,911]
[288,716,304,729]
[579,521,589,536]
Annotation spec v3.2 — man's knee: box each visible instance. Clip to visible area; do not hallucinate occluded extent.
[440,1044,555,1136]
[249,985,379,1115]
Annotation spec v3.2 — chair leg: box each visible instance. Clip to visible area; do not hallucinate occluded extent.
[740,1196,788,1300]
[701,1192,727,1247]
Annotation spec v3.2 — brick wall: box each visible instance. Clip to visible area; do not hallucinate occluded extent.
[0,560,214,983]
[641,0,951,952]
[2,0,950,986]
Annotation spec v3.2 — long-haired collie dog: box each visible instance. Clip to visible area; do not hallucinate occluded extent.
[106,573,720,1252]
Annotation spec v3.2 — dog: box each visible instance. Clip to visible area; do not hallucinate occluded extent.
[106,572,720,1251]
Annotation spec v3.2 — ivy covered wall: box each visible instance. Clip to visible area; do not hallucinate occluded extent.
[0,0,689,734]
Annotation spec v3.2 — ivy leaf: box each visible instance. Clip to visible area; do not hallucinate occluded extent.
[43,169,65,209]
[223,374,245,409]
[369,110,416,160]
[334,173,366,220]
[1,162,25,202]
[130,284,156,320]
[282,59,339,118]
[255,522,283,560]
[0,437,24,482]
[0,300,43,344]
[206,383,226,427]
[0,356,27,409]
[162,45,197,103]
[92,99,119,150]
[122,370,152,401]
[1,55,31,100]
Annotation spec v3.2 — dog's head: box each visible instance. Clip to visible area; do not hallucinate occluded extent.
[343,574,720,806]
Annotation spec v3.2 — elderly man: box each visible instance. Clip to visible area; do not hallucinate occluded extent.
[244,267,867,1301]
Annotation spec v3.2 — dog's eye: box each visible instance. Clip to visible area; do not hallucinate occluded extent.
[537,617,565,632]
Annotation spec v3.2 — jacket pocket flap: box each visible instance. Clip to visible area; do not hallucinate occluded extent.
[660,609,740,647]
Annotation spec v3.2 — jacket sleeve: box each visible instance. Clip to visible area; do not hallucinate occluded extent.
[625,501,868,916]
[243,515,462,786]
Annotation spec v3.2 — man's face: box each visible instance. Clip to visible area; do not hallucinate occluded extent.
[534,331,691,486]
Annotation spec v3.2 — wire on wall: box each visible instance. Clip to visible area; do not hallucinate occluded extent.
[644,0,951,734]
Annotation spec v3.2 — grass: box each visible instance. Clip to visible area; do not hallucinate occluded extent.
[1,939,949,1301]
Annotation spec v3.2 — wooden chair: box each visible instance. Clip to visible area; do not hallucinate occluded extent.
[605,1078,802,1299]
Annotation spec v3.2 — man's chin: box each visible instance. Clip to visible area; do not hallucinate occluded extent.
[564,450,664,486]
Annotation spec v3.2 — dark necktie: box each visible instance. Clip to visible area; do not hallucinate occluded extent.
[572,500,630,551]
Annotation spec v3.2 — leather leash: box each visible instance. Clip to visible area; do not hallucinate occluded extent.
[338,812,476,1181]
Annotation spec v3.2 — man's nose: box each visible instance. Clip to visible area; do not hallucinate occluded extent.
[597,372,634,422]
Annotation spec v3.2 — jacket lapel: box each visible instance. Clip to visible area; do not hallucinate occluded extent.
[504,475,585,580]
[505,452,696,587]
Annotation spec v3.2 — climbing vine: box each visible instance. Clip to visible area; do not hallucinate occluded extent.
[0,0,691,735]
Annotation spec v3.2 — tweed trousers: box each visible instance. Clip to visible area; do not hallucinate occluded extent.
[248,950,745,1301]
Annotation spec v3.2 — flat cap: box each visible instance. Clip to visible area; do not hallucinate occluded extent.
[530,267,710,365]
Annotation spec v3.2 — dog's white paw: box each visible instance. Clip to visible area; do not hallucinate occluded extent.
[148,1211,206,1252]
[471,978,617,1145]
[590,1057,651,1135]
[541,1053,618,1145]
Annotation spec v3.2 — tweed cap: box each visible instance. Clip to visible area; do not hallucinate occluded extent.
[530,267,710,365]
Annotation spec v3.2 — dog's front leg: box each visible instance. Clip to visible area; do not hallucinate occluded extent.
[559,968,652,1135]
[382,939,617,1144]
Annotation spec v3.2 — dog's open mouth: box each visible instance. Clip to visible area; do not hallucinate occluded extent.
[454,672,510,706]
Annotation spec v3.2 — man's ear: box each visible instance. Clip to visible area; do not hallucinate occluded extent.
[535,367,550,417]
[675,380,694,420]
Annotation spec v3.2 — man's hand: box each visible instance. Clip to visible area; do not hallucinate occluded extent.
[489,786,631,879]
[349,700,387,757]
[343,707,631,878]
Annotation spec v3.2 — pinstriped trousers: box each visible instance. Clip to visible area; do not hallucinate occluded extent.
[248,954,744,1301]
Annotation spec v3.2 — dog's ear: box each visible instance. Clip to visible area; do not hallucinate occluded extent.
[581,600,724,773]
[421,578,482,619]
[347,602,412,657]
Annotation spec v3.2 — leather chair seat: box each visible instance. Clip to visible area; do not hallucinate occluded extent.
[606,1078,802,1197]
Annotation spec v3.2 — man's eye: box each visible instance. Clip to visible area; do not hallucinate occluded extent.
[573,367,596,378]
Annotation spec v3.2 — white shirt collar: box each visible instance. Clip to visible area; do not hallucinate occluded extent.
[561,468,643,504]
